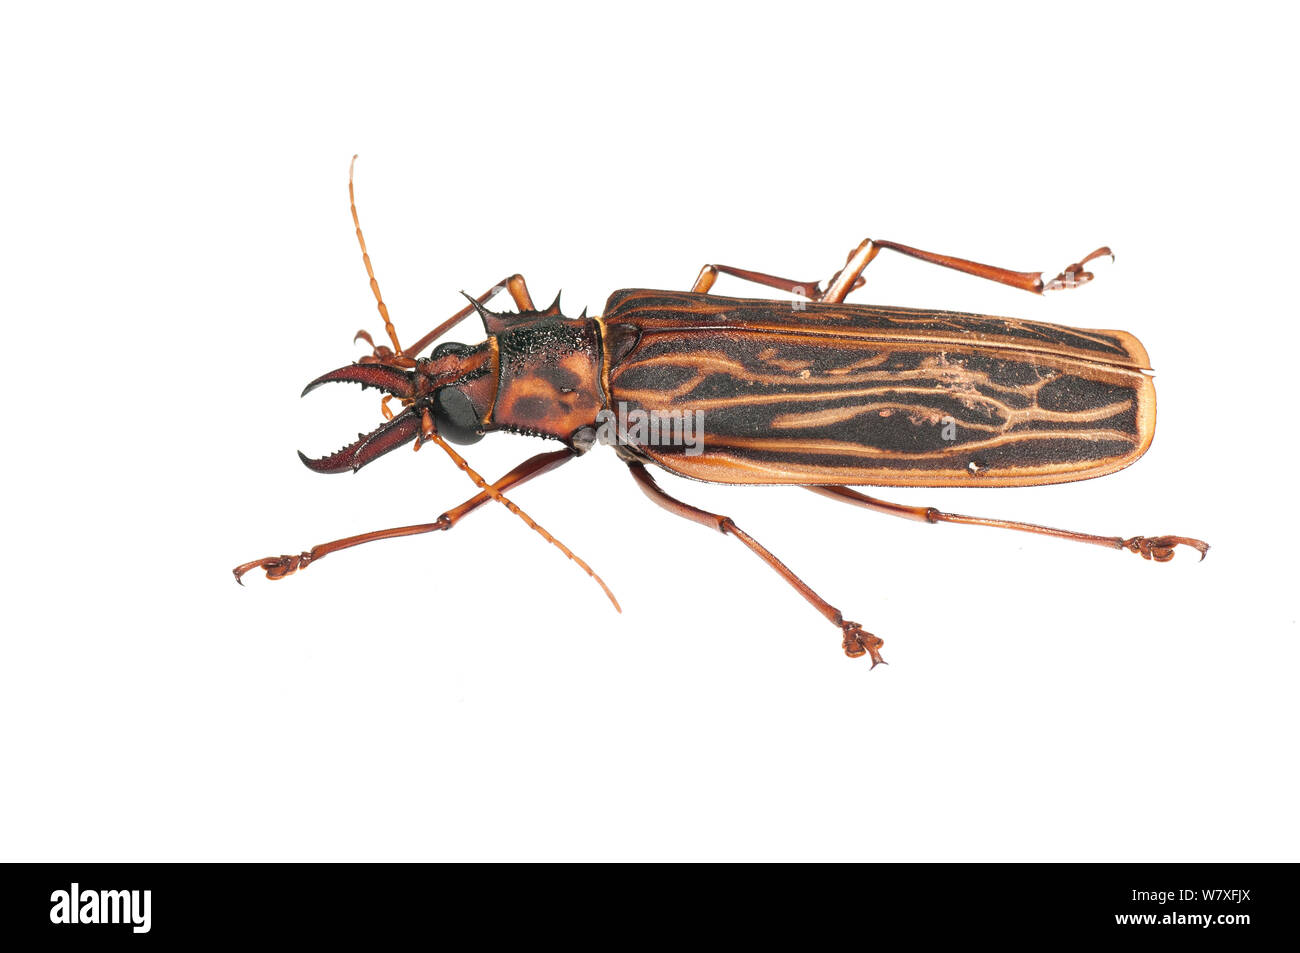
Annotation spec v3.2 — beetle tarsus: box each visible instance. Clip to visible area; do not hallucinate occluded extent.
[1043,246,1114,291]
[1121,535,1210,562]
[841,623,886,667]
[232,551,315,584]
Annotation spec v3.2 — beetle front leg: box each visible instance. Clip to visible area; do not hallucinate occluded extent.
[626,462,884,664]
[384,274,538,362]
[233,448,575,583]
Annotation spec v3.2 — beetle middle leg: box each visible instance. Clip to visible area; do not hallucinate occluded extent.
[820,238,1113,303]
[806,485,1209,562]
[233,448,576,583]
[626,461,885,664]
[690,263,864,299]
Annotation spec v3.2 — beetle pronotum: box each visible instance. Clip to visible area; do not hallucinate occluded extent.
[234,158,1208,665]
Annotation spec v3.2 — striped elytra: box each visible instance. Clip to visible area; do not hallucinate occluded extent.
[600,289,1155,488]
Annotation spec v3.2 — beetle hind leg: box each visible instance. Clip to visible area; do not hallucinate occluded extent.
[626,462,885,663]
[1121,535,1210,562]
[806,486,1209,562]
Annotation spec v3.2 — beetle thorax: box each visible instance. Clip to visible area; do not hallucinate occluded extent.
[489,316,604,443]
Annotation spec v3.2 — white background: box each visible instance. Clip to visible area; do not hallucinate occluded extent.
[2,1,1296,861]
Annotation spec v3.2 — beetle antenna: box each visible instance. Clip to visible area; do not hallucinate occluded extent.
[349,155,404,356]
[418,411,621,612]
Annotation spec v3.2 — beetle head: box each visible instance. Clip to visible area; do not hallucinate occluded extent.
[297,342,489,473]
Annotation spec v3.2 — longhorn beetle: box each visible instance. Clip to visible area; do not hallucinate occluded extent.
[234,158,1208,665]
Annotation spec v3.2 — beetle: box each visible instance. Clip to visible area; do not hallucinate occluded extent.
[234,159,1208,665]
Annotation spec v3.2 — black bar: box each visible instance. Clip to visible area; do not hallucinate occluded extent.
[0,862,1289,944]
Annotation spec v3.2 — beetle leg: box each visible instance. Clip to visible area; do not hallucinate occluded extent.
[391,274,537,362]
[233,448,575,583]
[626,462,885,664]
[805,486,1209,562]
[690,264,864,299]
[820,238,1113,303]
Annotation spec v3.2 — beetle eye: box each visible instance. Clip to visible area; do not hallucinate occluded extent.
[431,341,470,360]
[432,386,483,444]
